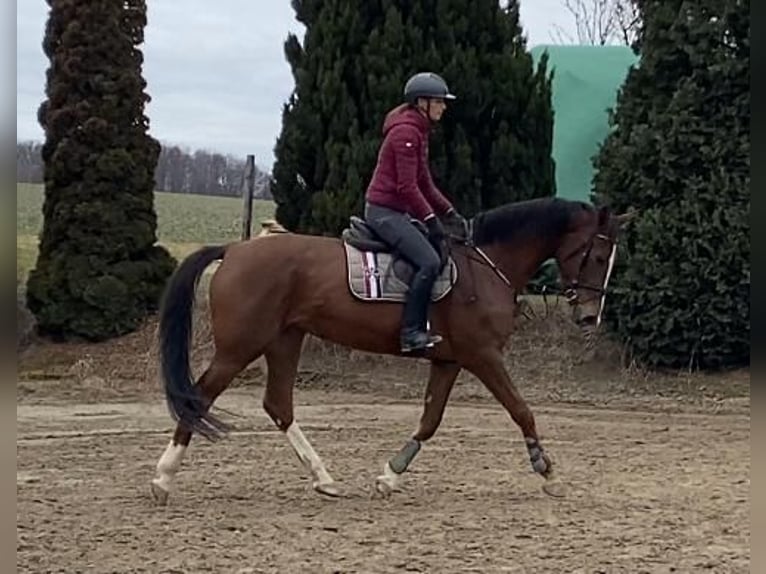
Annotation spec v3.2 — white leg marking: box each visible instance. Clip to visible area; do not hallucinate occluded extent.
[152,440,187,493]
[285,422,337,492]
[375,462,402,495]
[597,243,618,327]
[151,440,187,505]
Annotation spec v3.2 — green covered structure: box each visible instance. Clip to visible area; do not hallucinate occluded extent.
[530,45,639,202]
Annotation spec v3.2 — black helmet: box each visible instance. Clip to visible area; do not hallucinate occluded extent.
[403,72,457,104]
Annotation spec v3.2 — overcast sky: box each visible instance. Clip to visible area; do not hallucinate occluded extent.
[16,1,575,171]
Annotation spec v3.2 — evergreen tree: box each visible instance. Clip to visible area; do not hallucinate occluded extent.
[592,0,749,369]
[271,0,555,235]
[27,0,176,341]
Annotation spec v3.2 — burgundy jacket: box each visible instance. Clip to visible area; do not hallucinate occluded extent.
[365,104,453,221]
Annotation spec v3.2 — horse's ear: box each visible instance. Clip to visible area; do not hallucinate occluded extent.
[615,209,639,228]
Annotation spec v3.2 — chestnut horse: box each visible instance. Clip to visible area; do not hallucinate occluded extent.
[150,197,631,504]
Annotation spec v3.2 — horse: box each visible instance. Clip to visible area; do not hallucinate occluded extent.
[149,196,633,504]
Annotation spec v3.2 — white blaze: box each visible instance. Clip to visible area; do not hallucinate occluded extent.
[596,243,618,327]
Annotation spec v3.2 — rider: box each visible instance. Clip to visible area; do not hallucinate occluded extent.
[364,72,469,354]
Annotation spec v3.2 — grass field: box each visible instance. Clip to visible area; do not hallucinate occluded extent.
[16,183,275,282]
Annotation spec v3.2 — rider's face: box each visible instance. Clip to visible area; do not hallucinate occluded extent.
[418,98,447,121]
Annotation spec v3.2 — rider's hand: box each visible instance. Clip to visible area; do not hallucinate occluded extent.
[444,208,470,242]
[424,215,445,241]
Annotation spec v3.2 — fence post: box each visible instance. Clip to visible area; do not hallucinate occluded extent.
[240,155,256,240]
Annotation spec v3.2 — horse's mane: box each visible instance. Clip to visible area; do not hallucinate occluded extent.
[472,197,593,246]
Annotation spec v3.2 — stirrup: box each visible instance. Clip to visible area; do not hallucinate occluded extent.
[400,331,443,353]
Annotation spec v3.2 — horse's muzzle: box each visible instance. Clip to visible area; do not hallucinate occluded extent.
[572,309,599,351]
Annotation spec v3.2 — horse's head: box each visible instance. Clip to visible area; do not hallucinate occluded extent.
[553,205,636,335]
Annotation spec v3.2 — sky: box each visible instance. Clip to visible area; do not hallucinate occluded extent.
[16,1,576,171]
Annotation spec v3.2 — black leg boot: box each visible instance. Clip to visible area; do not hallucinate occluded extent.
[400,270,443,353]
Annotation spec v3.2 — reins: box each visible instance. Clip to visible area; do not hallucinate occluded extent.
[444,229,515,303]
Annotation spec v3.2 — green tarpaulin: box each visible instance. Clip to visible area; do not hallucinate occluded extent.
[530,45,639,202]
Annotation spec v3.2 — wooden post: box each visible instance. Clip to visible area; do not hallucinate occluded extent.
[240,155,255,240]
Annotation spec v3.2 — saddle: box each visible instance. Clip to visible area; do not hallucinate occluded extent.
[340,216,457,303]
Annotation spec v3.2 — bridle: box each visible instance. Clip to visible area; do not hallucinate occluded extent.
[447,221,619,320]
[446,211,623,356]
[558,232,618,309]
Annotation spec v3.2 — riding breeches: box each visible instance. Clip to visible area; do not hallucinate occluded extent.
[363,203,441,279]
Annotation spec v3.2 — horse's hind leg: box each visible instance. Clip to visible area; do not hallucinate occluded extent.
[261,328,341,498]
[375,360,461,496]
[151,354,252,505]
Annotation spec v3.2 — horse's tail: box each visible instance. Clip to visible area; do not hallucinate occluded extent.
[158,244,229,441]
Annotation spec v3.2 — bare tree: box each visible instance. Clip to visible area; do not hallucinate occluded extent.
[17,139,270,198]
[16,141,44,183]
[551,0,641,46]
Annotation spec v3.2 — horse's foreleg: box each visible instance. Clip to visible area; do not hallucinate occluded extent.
[262,329,340,498]
[375,360,461,496]
[151,355,247,505]
[463,349,561,492]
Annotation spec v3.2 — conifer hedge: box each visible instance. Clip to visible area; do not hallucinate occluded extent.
[271,0,556,236]
[592,0,749,369]
[27,0,175,341]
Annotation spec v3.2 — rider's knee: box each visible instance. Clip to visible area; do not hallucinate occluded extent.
[420,258,441,278]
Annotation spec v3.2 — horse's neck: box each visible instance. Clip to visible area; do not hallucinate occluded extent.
[478,238,555,291]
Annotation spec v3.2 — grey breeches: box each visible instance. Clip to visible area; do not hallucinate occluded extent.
[364,203,441,278]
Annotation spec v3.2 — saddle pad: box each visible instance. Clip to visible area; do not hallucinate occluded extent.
[343,243,457,303]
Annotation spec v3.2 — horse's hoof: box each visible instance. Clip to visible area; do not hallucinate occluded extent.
[373,476,395,498]
[541,478,567,498]
[150,480,169,506]
[313,481,343,498]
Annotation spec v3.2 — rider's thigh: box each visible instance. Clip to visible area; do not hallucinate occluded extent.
[394,223,441,275]
[365,205,440,273]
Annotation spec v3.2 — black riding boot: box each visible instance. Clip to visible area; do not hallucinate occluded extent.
[400,269,443,353]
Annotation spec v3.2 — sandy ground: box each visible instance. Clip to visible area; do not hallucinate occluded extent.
[17,383,750,573]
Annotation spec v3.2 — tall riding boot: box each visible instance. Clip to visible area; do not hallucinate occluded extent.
[400,270,442,353]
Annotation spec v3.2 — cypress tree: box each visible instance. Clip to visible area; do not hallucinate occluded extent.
[271,0,555,236]
[27,0,176,341]
[592,0,749,370]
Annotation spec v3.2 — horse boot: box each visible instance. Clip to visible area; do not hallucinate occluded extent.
[400,269,442,353]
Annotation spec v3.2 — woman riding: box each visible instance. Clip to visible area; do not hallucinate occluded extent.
[364,72,469,354]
